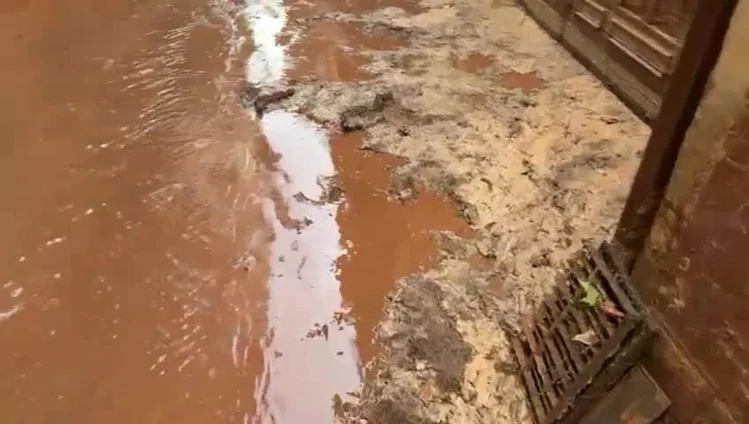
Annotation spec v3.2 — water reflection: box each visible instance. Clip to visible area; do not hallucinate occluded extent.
[243,0,288,86]
[256,111,360,423]
[243,1,362,422]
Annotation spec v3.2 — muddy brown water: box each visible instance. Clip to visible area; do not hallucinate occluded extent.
[286,20,404,82]
[0,0,464,423]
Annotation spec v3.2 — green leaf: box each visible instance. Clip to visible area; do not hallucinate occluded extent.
[580,280,601,307]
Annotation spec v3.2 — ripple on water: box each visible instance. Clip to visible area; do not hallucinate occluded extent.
[1,1,271,423]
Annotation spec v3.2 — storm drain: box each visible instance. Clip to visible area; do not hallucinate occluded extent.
[511,241,653,424]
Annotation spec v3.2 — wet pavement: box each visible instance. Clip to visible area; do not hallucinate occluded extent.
[0,0,465,423]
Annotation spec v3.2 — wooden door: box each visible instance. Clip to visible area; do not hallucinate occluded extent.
[519,0,698,121]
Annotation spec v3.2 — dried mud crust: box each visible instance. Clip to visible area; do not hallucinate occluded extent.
[252,0,649,422]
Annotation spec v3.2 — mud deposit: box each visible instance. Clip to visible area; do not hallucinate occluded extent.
[1,0,648,421]
[0,0,476,422]
[253,0,650,422]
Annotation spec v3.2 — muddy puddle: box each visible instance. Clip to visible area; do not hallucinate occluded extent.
[286,20,404,82]
[0,0,465,423]
[332,133,470,360]
[247,0,466,420]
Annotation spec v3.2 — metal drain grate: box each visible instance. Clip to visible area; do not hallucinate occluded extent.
[511,241,653,424]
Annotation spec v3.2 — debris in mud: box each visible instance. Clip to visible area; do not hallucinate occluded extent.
[240,84,296,117]
[291,179,344,206]
[304,311,357,343]
[340,92,394,131]
[579,280,601,306]
[528,249,551,268]
[293,191,325,206]
[276,82,401,132]
[600,300,625,318]
[571,329,599,346]
[333,394,354,419]
[306,323,330,341]
[296,217,314,230]
[474,237,497,259]
[456,199,480,225]
[321,183,345,203]
[333,307,354,325]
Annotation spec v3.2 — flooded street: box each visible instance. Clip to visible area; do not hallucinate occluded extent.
[0,0,463,423]
[0,0,650,421]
